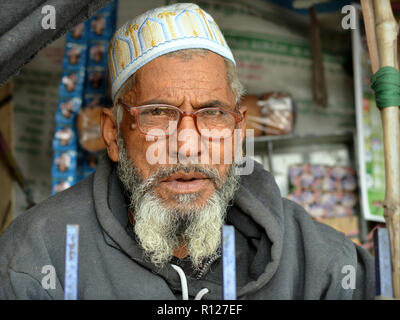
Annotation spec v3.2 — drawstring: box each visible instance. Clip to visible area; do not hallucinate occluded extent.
[171,264,189,300]
[171,264,209,300]
[194,288,209,300]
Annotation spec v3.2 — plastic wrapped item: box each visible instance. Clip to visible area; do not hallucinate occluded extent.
[289,164,357,192]
[55,98,82,124]
[88,41,108,65]
[85,67,106,93]
[52,150,78,176]
[310,164,327,178]
[91,15,106,36]
[288,191,357,219]
[52,176,75,195]
[240,95,263,136]
[53,126,77,150]
[241,92,295,136]
[59,70,85,97]
[63,43,87,68]
[331,165,348,180]
[320,192,336,209]
[342,174,357,192]
[66,23,88,43]
[88,4,116,40]
[76,106,107,152]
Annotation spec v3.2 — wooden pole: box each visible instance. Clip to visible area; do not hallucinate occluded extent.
[361,0,400,298]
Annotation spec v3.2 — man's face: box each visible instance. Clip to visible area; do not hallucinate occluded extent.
[102,51,246,267]
[116,52,245,210]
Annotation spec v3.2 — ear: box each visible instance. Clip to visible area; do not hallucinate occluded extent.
[101,107,119,162]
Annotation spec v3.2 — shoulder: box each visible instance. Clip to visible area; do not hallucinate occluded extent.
[0,174,95,273]
[281,198,374,299]
[282,198,347,244]
[5,174,94,236]
[281,197,355,261]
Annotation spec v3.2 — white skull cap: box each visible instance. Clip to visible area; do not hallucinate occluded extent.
[107,2,235,100]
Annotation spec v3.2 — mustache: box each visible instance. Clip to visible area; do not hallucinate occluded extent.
[143,164,224,190]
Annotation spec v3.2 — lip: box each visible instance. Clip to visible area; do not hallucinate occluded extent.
[159,172,210,193]
[161,172,208,182]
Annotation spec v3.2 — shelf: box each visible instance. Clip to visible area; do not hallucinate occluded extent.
[245,129,367,243]
[246,130,355,148]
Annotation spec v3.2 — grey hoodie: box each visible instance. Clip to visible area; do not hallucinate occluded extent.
[0,157,375,299]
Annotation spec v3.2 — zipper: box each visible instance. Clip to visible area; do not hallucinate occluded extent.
[196,250,222,280]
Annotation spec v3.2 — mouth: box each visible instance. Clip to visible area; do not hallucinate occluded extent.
[159,172,211,193]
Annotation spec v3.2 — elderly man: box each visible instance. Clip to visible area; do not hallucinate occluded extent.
[0,3,374,300]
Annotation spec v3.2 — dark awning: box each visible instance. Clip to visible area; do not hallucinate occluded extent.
[0,0,111,86]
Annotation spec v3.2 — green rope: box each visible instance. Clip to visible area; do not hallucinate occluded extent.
[371,66,400,109]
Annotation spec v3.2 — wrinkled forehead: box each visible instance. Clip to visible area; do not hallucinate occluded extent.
[123,52,234,106]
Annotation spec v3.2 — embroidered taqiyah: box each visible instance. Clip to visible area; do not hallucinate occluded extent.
[107,3,235,99]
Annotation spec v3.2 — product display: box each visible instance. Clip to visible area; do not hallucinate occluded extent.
[51,1,117,194]
[242,92,295,136]
[286,164,358,219]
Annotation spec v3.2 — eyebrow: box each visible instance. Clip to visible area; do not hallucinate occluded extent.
[197,100,233,110]
[135,99,234,110]
[133,99,170,106]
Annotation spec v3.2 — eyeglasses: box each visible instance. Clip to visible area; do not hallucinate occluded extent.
[117,99,243,138]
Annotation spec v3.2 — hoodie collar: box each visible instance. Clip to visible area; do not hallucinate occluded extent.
[234,160,284,296]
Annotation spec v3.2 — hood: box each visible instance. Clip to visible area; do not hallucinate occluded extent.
[234,160,284,296]
[92,156,284,299]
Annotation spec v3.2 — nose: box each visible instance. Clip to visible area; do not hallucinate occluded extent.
[175,113,201,163]
[178,113,197,132]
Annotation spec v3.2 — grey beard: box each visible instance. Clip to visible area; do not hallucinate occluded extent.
[116,136,240,269]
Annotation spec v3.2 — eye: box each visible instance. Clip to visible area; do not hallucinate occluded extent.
[151,107,167,115]
[202,109,224,116]
[141,107,170,116]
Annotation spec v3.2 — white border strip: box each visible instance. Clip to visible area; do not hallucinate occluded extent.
[64,224,80,300]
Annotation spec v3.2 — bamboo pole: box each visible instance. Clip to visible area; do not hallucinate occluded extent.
[361,0,379,70]
[361,0,400,298]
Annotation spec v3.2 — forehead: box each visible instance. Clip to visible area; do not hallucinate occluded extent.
[129,51,233,105]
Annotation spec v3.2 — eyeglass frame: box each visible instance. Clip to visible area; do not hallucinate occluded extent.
[117,98,244,138]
